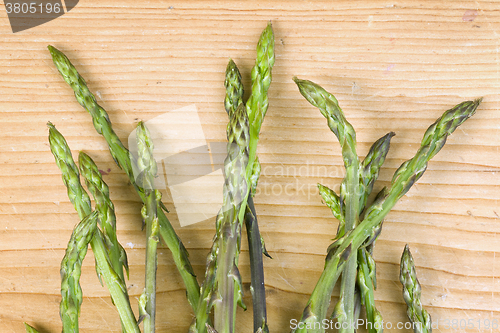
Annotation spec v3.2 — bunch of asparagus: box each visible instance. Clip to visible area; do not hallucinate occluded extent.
[291,78,481,333]
[190,23,275,333]
[25,23,274,333]
[23,22,481,333]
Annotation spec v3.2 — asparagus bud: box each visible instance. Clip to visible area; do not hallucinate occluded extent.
[400,245,432,333]
[60,211,98,332]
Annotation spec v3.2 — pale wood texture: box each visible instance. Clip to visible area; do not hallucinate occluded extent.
[1,1,500,332]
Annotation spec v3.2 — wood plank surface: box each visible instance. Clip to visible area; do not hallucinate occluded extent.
[1,1,499,332]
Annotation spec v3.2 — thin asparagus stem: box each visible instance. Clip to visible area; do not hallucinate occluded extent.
[400,245,432,333]
[48,123,140,333]
[135,122,161,333]
[294,77,360,332]
[60,211,98,333]
[48,45,200,311]
[293,98,482,332]
[245,196,268,333]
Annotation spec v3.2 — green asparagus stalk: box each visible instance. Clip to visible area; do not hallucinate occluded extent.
[191,103,251,333]
[213,103,250,333]
[293,95,481,332]
[400,245,432,333]
[244,24,274,333]
[24,323,41,333]
[226,44,273,331]
[319,132,393,332]
[359,132,395,212]
[48,123,140,333]
[355,131,394,333]
[135,122,162,333]
[60,211,98,332]
[48,45,200,311]
[357,249,383,333]
[294,77,360,332]
[246,22,275,179]
[190,213,223,333]
[78,152,129,284]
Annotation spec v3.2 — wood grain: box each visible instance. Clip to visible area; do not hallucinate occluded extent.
[1,1,499,332]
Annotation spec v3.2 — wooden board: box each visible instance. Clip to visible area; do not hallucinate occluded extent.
[1,1,499,332]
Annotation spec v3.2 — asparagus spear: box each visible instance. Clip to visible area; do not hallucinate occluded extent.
[214,25,274,333]
[135,122,162,333]
[294,77,360,332]
[246,22,275,178]
[359,132,395,211]
[292,91,481,332]
[191,100,251,333]
[225,34,274,331]
[400,245,432,333]
[47,45,200,311]
[190,213,223,333]
[60,211,98,332]
[357,249,383,333]
[213,103,250,333]
[79,152,129,285]
[48,123,140,333]
[355,131,394,332]
[244,24,274,333]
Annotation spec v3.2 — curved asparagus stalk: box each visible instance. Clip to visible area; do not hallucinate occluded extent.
[48,45,200,311]
[400,245,432,333]
[48,123,140,333]
[294,78,360,332]
[135,122,162,333]
[293,98,481,332]
[60,211,98,332]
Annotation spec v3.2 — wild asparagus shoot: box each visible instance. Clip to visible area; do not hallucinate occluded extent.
[48,45,201,312]
[293,77,481,333]
[135,122,162,333]
[48,123,140,333]
[400,245,433,333]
